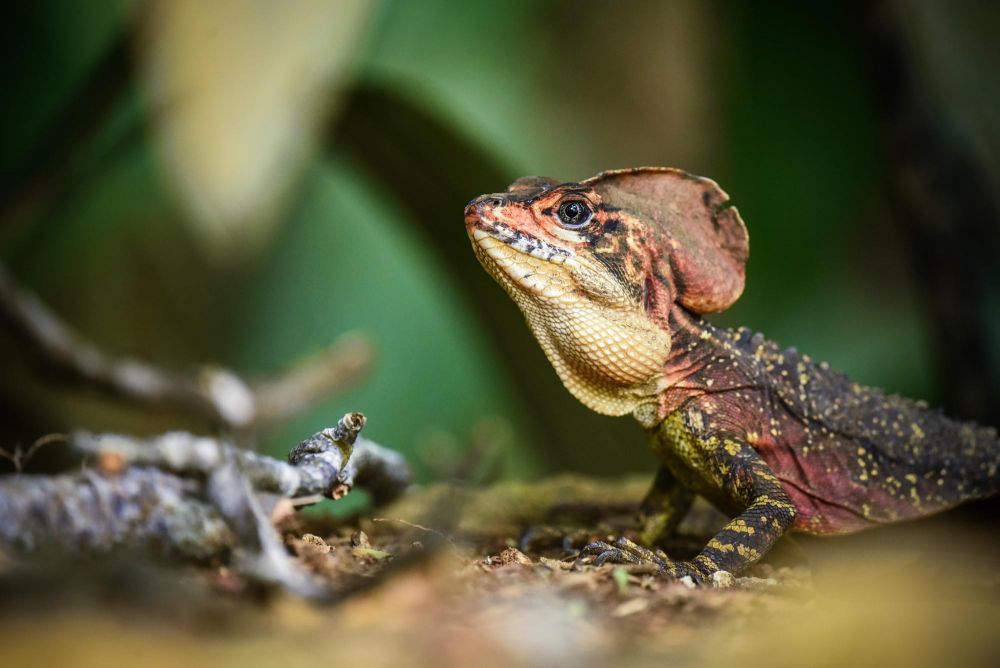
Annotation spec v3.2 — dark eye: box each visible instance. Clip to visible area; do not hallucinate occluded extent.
[556,200,593,228]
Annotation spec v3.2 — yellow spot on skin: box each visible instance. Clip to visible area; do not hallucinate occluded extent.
[904,473,918,484]
[911,423,925,440]
[707,538,735,553]
[697,555,719,571]
[746,431,759,444]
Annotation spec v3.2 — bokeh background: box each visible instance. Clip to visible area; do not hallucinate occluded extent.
[2,0,998,486]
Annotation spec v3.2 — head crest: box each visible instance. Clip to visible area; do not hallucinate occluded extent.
[585,167,749,314]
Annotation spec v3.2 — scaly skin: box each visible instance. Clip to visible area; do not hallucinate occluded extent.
[465,167,999,582]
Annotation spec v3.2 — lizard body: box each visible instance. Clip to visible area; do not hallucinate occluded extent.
[465,167,999,581]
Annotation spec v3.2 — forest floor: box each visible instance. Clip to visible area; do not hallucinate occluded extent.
[2,475,999,668]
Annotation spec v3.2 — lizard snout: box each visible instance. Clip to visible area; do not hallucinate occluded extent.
[465,194,507,218]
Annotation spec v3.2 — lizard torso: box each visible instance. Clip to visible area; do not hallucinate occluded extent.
[465,167,999,577]
[655,316,998,535]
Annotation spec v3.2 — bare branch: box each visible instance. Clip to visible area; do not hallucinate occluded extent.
[0,433,66,473]
[252,333,374,424]
[0,413,412,598]
[67,412,408,502]
[0,263,374,431]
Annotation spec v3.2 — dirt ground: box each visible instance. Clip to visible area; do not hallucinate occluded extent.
[2,476,999,668]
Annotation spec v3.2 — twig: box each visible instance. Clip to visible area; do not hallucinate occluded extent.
[0,413,412,598]
[0,263,374,431]
[204,450,319,596]
[0,433,67,473]
[337,437,412,506]
[370,517,459,549]
[0,467,231,559]
[251,334,373,424]
[69,412,409,503]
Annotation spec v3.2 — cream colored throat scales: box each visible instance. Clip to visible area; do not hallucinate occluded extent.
[472,230,670,416]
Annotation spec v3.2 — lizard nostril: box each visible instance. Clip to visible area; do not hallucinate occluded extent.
[466,195,507,218]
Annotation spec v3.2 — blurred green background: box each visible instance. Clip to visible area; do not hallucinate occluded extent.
[2,0,998,483]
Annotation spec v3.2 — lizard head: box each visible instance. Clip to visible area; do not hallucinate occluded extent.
[465,166,748,417]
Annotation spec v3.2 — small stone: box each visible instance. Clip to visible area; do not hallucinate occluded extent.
[497,547,533,566]
[611,597,650,617]
[678,575,697,589]
[297,533,332,555]
[711,570,735,589]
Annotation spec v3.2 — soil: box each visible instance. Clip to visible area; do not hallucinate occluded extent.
[1,476,998,668]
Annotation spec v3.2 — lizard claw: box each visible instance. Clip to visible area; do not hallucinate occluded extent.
[577,536,708,583]
[578,536,668,570]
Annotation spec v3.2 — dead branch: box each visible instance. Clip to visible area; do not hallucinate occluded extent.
[0,263,374,431]
[0,413,411,597]
[67,412,410,504]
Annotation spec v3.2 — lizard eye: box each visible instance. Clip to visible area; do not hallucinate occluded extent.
[556,200,593,228]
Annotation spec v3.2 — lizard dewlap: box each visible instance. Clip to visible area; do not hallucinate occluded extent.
[465,166,999,582]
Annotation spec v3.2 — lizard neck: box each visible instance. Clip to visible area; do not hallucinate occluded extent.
[632,308,762,428]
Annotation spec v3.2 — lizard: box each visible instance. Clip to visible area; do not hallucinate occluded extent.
[464,166,1000,583]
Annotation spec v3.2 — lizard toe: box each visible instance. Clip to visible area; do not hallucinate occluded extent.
[577,537,713,584]
[577,536,669,572]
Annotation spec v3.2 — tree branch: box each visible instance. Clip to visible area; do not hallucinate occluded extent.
[0,263,373,431]
[0,413,411,597]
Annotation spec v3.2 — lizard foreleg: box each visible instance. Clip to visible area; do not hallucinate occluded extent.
[582,433,796,583]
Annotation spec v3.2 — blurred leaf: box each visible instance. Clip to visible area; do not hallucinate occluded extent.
[139,0,374,262]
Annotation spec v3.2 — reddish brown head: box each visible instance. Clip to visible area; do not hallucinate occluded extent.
[465,167,748,416]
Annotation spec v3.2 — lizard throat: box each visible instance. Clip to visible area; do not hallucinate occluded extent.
[469,226,671,416]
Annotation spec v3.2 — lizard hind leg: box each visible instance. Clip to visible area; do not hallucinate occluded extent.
[637,465,694,547]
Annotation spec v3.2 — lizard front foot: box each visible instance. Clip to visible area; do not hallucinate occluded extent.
[577,537,709,584]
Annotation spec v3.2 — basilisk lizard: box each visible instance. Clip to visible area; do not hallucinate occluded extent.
[465,167,999,582]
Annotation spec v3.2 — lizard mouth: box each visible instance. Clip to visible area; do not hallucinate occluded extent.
[467,219,572,264]
[467,220,576,299]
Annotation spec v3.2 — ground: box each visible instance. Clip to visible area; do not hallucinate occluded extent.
[1,474,999,668]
